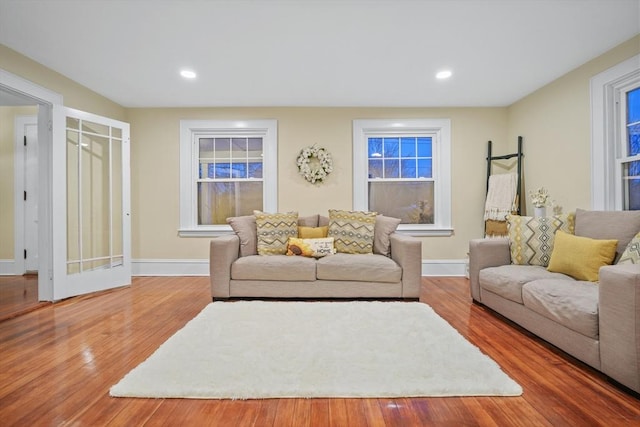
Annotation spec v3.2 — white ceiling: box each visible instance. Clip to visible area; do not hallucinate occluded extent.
[1,0,639,108]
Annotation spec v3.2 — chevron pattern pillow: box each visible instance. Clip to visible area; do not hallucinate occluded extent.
[254,211,299,255]
[617,231,640,265]
[507,213,575,266]
[328,209,377,254]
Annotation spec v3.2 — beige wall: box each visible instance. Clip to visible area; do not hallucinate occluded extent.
[0,44,126,121]
[3,35,639,264]
[507,35,640,215]
[0,106,37,259]
[129,108,508,260]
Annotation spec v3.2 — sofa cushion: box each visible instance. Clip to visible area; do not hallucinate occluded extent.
[227,215,257,257]
[575,208,640,261]
[479,265,573,304]
[298,226,328,238]
[328,209,377,254]
[316,253,401,283]
[617,231,640,265]
[506,213,575,266]
[522,279,599,339]
[286,237,335,258]
[231,255,316,281]
[298,215,319,227]
[254,211,299,255]
[547,231,618,282]
[373,215,402,257]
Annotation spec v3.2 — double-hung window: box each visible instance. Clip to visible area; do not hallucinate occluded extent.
[591,54,640,210]
[620,86,640,210]
[179,120,277,235]
[353,119,452,235]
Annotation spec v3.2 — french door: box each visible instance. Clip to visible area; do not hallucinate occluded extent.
[52,108,131,300]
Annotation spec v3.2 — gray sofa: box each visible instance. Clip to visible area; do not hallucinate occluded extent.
[469,209,640,393]
[210,214,422,300]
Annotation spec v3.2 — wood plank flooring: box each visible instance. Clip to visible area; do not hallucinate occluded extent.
[0,275,49,321]
[0,276,638,426]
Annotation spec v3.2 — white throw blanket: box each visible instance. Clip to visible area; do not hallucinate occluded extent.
[484,173,518,221]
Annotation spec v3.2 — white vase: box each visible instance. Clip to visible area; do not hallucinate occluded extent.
[534,206,547,218]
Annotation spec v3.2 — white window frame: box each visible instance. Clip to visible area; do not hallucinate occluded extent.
[353,119,452,236]
[591,54,640,210]
[179,119,277,236]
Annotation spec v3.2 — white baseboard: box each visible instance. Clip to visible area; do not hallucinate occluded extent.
[0,260,16,275]
[132,259,209,276]
[421,259,468,277]
[133,258,468,277]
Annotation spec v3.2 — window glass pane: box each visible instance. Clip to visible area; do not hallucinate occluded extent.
[401,159,416,178]
[628,87,640,124]
[368,159,382,178]
[199,138,214,158]
[624,160,640,210]
[214,162,231,179]
[247,137,263,157]
[368,138,382,158]
[418,159,432,178]
[232,163,246,178]
[232,137,247,157]
[369,181,434,224]
[214,138,230,158]
[628,123,640,157]
[248,162,263,179]
[198,181,263,225]
[401,137,416,157]
[384,159,399,178]
[384,138,399,157]
[417,137,432,157]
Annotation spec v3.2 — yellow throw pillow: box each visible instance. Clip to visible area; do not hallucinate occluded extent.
[254,211,299,255]
[298,226,329,239]
[328,209,377,254]
[547,231,618,282]
[286,237,335,258]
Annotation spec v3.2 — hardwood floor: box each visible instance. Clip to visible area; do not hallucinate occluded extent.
[0,275,49,321]
[0,276,638,426]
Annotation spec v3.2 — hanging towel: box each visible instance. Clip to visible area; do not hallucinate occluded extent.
[484,173,518,221]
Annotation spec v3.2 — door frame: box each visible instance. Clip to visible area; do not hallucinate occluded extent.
[1,69,61,301]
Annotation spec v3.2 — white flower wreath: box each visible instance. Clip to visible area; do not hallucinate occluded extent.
[296,144,333,184]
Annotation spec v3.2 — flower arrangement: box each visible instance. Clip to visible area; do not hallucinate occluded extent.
[296,144,333,184]
[529,187,550,208]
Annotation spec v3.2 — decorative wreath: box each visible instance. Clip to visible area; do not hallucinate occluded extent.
[296,144,333,184]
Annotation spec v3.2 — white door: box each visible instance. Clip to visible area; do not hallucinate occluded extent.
[52,108,131,299]
[24,121,39,272]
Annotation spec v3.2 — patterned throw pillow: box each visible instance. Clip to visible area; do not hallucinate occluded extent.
[328,209,377,254]
[286,237,335,258]
[617,231,640,264]
[507,213,575,266]
[254,211,298,255]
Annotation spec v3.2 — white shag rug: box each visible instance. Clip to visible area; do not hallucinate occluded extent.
[110,301,522,399]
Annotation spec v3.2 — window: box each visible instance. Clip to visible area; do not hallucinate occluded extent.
[621,87,640,210]
[179,120,277,235]
[591,54,640,210]
[353,119,452,235]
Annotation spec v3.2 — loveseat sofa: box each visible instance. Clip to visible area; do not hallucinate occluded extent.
[469,209,640,393]
[210,211,422,300]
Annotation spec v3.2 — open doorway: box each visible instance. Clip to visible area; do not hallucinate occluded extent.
[0,94,44,319]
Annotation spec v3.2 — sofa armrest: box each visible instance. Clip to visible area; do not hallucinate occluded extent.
[209,234,240,299]
[598,263,640,393]
[389,233,422,298]
[468,238,510,302]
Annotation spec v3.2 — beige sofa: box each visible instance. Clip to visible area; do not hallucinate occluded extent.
[469,209,640,393]
[210,214,422,300]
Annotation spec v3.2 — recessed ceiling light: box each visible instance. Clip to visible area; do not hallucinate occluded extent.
[436,70,452,80]
[180,69,197,79]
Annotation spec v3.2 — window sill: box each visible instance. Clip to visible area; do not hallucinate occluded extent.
[396,226,454,237]
[178,227,233,237]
